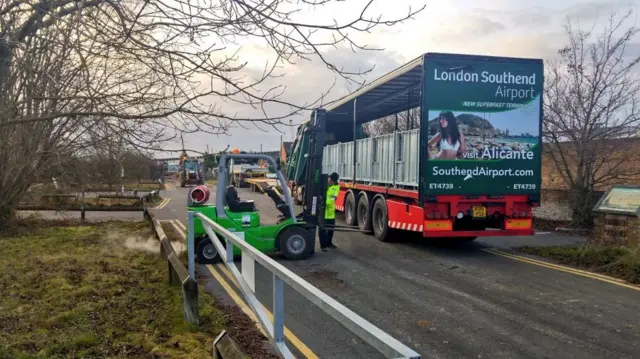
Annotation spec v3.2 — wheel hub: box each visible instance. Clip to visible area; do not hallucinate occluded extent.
[203,244,218,259]
[286,235,305,254]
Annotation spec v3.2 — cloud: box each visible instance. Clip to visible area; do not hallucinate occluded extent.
[430,16,506,44]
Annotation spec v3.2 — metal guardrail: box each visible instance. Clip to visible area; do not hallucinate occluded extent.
[188,211,422,359]
[16,191,161,220]
[151,216,199,325]
[147,214,253,359]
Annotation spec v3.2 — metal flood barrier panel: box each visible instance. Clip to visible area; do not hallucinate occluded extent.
[323,129,420,188]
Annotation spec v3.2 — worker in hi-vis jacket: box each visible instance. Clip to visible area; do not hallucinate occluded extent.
[320,172,340,252]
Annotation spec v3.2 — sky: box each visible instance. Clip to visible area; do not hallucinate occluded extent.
[161,0,639,158]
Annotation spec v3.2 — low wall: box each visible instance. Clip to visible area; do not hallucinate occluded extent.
[593,213,640,246]
[533,189,605,221]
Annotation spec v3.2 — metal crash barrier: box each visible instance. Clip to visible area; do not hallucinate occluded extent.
[187,211,421,359]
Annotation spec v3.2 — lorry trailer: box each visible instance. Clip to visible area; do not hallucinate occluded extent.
[286,52,543,242]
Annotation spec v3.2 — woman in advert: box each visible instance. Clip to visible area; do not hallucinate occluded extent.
[428,111,466,160]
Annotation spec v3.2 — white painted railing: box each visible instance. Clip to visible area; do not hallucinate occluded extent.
[187,211,421,359]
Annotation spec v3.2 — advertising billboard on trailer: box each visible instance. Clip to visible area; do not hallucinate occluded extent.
[422,53,543,197]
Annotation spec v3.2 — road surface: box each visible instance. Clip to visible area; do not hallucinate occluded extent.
[154,182,640,359]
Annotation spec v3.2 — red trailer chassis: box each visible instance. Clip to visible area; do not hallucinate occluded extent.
[333,182,535,239]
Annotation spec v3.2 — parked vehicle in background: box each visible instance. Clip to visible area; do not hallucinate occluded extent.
[179,158,205,187]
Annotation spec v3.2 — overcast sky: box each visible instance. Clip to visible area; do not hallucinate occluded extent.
[163,0,638,158]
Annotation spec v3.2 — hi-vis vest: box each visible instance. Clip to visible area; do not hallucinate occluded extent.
[325,184,340,220]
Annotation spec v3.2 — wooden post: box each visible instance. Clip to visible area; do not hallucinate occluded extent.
[213,331,250,359]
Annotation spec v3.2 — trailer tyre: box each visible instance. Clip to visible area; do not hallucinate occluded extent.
[356,194,373,232]
[372,197,393,242]
[278,227,313,260]
[196,236,222,264]
[344,192,356,226]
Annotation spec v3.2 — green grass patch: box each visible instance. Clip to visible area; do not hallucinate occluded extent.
[0,220,225,358]
[516,244,640,284]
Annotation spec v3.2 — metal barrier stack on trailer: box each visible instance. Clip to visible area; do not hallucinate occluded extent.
[323,128,420,187]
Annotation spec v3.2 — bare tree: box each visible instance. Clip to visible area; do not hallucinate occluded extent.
[363,107,420,136]
[1,0,423,131]
[544,9,640,227]
[0,0,423,226]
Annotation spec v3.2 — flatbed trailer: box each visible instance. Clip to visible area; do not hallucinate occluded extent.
[287,52,543,242]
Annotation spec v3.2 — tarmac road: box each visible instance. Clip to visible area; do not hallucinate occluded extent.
[156,182,640,359]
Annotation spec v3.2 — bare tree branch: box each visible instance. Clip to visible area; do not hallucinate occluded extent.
[0,0,423,225]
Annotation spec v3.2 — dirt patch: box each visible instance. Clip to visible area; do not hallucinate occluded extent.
[302,268,347,289]
[215,304,279,359]
[516,244,640,284]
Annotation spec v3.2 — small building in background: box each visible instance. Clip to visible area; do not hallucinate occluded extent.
[281,141,293,164]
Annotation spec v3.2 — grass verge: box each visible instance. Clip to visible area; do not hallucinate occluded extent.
[516,244,640,284]
[0,220,224,358]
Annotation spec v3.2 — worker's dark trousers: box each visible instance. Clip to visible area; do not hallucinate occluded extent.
[319,218,335,248]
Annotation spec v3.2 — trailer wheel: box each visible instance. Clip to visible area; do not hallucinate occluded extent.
[356,193,373,232]
[196,236,222,264]
[344,192,356,226]
[278,227,313,260]
[372,197,393,242]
